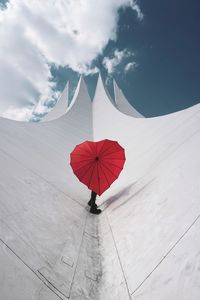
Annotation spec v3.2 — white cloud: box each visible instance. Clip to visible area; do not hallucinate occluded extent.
[103,49,135,74]
[124,61,138,73]
[0,0,143,120]
[129,1,144,20]
[1,106,34,121]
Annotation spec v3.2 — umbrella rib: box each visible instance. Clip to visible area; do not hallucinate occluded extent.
[76,142,93,155]
[102,157,125,161]
[99,142,117,156]
[88,162,96,190]
[100,161,119,178]
[70,158,94,164]
[101,161,123,169]
[76,163,94,181]
[71,161,94,172]
[98,163,110,188]
[71,154,92,158]
[97,139,107,155]
[102,149,124,157]
[87,142,96,155]
[96,162,100,195]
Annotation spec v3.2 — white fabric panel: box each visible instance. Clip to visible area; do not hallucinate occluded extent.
[93,74,200,297]
[0,74,200,299]
[114,79,144,117]
[42,82,69,122]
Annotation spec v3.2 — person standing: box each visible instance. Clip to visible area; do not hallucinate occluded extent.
[70,139,126,215]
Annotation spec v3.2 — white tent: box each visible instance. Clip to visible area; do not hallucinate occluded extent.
[113,79,144,117]
[41,82,69,122]
[0,75,200,299]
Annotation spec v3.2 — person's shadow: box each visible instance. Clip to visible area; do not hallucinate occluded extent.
[101,178,156,212]
[100,182,136,211]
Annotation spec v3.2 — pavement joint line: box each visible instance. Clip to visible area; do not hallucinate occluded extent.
[105,211,132,300]
[37,269,69,299]
[84,231,99,239]
[0,218,52,268]
[146,126,200,174]
[61,256,74,268]
[131,213,200,296]
[84,270,98,282]
[68,213,88,298]
[0,146,85,208]
[136,106,200,163]
[0,238,63,300]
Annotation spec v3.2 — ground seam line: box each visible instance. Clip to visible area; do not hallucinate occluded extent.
[68,213,88,298]
[0,238,63,300]
[131,213,200,295]
[0,146,84,208]
[105,211,132,300]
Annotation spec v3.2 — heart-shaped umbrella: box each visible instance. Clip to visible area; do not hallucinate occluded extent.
[70,139,126,195]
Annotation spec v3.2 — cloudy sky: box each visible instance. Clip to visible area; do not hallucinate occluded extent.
[0,0,200,120]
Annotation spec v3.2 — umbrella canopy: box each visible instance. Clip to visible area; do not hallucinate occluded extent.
[70,139,126,195]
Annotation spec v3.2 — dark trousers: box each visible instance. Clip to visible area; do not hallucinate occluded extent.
[90,191,97,207]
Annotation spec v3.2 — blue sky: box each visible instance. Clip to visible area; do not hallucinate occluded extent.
[115,0,200,116]
[0,0,200,120]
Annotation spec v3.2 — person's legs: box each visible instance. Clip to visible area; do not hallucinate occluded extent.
[88,191,96,207]
[88,191,97,207]
[89,191,101,214]
[90,191,96,205]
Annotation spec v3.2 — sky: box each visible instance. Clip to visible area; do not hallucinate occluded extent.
[0,0,199,120]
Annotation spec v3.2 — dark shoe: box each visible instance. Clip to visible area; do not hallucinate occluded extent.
[90,206,102,215]
[88,199,97,208]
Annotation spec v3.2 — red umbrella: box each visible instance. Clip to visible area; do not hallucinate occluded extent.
[70,139,126,195]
